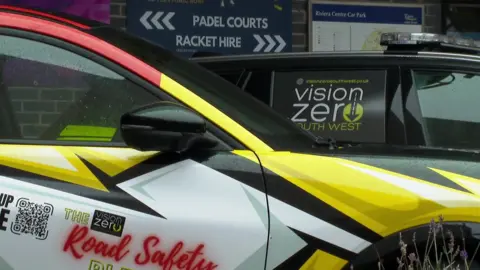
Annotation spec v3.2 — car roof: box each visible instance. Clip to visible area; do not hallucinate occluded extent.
[191,49,480,65]
[191,51,383,62]
[0,5,106,30]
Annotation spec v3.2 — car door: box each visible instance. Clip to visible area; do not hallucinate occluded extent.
[0,29,268,270]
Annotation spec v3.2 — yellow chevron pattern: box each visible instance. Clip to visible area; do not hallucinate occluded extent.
[251,152,480,237]
[0,145,157,191]
[2,145,480,270]
[3,145,480,238]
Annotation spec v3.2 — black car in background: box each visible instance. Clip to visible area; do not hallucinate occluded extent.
[192,32,480,151]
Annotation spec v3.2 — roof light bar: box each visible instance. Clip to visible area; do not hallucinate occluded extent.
[380,32,480,48]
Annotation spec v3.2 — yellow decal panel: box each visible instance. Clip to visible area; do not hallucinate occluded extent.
[0,145,158,190]
[58,125,117,142]
[0,145,107,191]
[159,74,273,152]
[232,150,259,162]
[255,152,480,236]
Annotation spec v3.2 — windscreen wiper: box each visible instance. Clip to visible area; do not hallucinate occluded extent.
[292,118,340,149]
[298,127,338,149]
[312,136,338,150]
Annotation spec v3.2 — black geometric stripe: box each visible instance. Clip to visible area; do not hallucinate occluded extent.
[274,228,356,269]
[292,228,357,260]
[263,168,383,244]
[198,151,268,193]
[79,155,165,218]
[110,151,185,185]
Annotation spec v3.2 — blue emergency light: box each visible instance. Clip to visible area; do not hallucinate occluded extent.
[380,32,480,48]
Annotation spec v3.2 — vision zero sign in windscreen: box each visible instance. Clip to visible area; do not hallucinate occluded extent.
[273,70,386,142]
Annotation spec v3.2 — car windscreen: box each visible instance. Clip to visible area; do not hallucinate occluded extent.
[89,26,316,150]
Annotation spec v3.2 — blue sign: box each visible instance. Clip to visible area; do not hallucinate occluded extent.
[311,3,423,25]
[127,0,292,57]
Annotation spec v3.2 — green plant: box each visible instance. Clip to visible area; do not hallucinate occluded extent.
[350,216,480,270]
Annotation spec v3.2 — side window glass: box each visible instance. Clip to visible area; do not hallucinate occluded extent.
[412,70,480,149]
[271,70,387,143]
[0,35,157,142]
[244,71,272,105]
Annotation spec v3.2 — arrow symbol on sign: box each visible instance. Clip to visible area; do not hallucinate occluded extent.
[253,34,287,53]
[253,34,265,52]
[349,101,358,119]
[140,11,153,30]
[264,35,276,52]
[274,35,286,52]
[151,11,164,30]
[139,11,175,30]
[162,12,175,30]
[345,92,362,122]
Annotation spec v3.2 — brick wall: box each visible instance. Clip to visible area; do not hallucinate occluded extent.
[110,0,443,52]
[9,87,88,138]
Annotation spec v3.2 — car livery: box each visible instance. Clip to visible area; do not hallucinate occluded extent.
[0,6,479,270]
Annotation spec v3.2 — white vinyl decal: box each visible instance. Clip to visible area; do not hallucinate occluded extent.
[118,160,372,269]
[0,174,172,270]
[117,159,268,269]
[0,158,374,270]
[267,192,370,253]
[241,184,371,270]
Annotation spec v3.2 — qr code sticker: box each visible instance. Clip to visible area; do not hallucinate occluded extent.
[10,197,54,240]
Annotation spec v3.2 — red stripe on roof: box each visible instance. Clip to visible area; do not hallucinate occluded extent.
[0,5,90,29]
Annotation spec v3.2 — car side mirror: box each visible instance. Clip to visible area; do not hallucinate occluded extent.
[120,101,218,152]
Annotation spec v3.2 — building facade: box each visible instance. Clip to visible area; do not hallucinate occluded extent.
[110,0,443,52]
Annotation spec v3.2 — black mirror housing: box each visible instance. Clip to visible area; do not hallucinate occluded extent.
[120,102,216,152]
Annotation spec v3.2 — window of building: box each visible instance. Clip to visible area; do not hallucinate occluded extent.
[413,70,480,149]
[0,35,157,142]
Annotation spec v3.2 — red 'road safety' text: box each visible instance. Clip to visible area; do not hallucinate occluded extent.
[63,225,218,270]
[135,235,217,270]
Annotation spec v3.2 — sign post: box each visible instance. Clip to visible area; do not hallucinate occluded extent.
[309,1,424,51]
[127,0,292,57]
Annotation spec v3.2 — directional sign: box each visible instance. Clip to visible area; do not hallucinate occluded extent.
[126,0,292,57]
[253,34,286,53]
[140,11,175,30]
